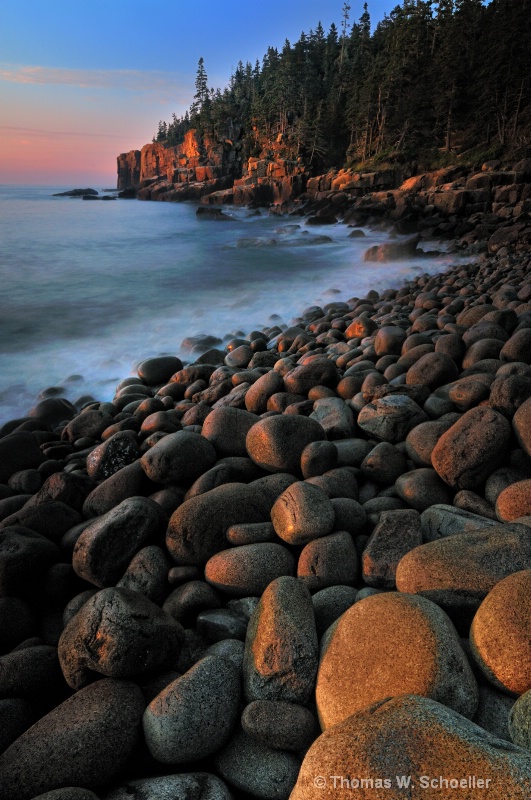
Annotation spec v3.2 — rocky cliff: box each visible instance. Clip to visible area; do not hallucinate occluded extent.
[117,129,243,199]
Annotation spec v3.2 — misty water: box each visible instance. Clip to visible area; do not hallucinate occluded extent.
[0,185,459,424]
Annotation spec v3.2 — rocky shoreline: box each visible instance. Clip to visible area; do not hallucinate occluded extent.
[0,210,531,798]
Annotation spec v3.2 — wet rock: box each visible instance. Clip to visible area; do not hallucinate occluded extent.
[86,431,139,481]
[0,679,145,800]
[58,587,184,689]
[316,592,477,730]
[82,461,156,517]
[244,371,285,415]
[243,576,318,704]
[471,569,531,696]
[201,407,259,457]
[137,356,183,385]
[283,358,339,395]
[62,410,114,443]
[143,655,240,763]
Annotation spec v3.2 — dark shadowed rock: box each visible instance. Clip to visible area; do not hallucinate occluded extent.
[166,483,270,565]
[143,655,240,763]
[58,587,184,689]
[73,497,166,587]
[246,415,325,474]
[243,576,318,704]
[141,430,217,485]
[0,679,145,800]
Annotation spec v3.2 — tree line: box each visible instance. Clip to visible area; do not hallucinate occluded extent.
[153,0,530,171]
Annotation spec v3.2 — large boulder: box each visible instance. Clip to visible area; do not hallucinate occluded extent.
[166,483,270,565]
[0,679,145,800]
[431,407,512,490]
[243,576,318,704]
[291,695,531,800]
[58,588,184,689]
[316,592,477,730]
[470,569,531,696]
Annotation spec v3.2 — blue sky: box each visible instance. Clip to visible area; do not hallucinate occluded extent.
[0,1,405,184]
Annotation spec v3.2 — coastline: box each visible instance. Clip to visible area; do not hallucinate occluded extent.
[0,198,530,795]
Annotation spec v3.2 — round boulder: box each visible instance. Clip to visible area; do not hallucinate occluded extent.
[291,694,531,800]
[243,576,318,705]
[58,587,184,689]
[0,679,145,800]
[271,481,335,545]
[431,407,512,490]
[470,569,531,696]
[357,395,428,444]
[143,655,240,763]
[316,591,478,730]
[246,415,325,474]
[140,430,217,485]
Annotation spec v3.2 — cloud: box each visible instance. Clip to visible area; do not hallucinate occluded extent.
[0,125,124,139]
[0,63,191,103]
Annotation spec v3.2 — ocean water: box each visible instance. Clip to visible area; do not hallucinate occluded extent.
[0,185,457,424]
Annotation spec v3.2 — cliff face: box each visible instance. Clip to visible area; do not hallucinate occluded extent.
[116,129,242,195]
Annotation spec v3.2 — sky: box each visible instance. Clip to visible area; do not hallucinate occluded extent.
[0,1,404,186]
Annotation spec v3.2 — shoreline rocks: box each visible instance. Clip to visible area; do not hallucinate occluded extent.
[0,233,530,796]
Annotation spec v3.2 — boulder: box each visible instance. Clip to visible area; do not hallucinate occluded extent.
[316,592,477,730]
[58,587,184,689]
[291,695,531,800]
[166,483,270,565]
[243,576,318,704]
[470,569,531,696]
[431,407,512,489]
[246,415,325,474]
[0,679,145,800]
[142,656,240,763]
